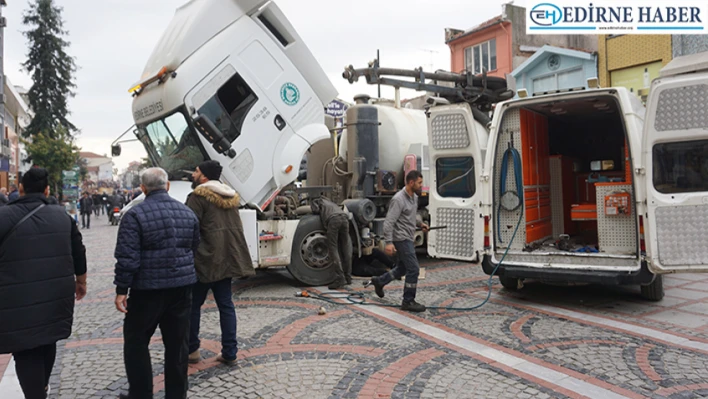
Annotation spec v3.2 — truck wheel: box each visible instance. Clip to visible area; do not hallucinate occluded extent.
[499,275,523,291]
[641,275,664,302]
[287,216,340,286]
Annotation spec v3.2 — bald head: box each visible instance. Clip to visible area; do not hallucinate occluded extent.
[0,188,6,195]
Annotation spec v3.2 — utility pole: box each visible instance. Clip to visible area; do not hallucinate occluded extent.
[376,49,381,98]
[420,48,440,72]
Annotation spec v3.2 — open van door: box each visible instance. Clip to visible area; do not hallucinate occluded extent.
[427,104,487,262]
[644,53,708,274]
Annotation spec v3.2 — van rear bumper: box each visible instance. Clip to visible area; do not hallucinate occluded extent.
[482,255,655,285]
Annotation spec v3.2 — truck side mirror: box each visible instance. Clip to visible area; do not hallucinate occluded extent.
[112,144,122,157]
[193,114,237,159]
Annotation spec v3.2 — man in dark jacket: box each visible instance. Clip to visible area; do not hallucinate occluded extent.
[186,161,255,365]
[0,167,87,399]
[310,196,352,289]
[8,183,19,202]
[79,192,93,229]
[114,167,200,399]
[92,193,101,217]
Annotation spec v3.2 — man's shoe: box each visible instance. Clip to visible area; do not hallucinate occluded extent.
[188,350,201,364]
[328,278,346,290]
[216,354,237,365]
[371,277,385,298]
[401,300,426,312]
[118,394,131,399]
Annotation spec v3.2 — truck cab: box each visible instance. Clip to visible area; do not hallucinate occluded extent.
[128,0,336,208]
[430,52,708,301]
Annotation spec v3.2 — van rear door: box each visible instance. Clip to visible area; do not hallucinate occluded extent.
[644,54,708,274]
[427,104,486,262]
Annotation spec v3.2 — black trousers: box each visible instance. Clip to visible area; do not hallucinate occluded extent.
[81,212,91,228]
[13,343,56,399]
[326,215,352,281]
[123,286,192,399]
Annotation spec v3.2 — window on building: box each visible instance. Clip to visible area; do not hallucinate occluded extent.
[464,39,497,74]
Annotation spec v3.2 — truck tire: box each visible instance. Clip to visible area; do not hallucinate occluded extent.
[499,275,522,291]
[287,216,345,286]
[641,275,664,302]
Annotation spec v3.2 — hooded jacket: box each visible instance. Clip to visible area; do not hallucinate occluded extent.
[186,180,255,283]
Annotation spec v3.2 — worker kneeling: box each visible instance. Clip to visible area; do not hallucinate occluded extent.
[311,197,352,289]
[368,170,428,312]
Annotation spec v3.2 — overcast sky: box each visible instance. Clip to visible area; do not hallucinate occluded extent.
[3,0,521,171]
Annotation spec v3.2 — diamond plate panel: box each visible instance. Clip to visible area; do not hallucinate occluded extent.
[435,208,475,258]
[494,109,526,249]
[596,184,637,255]
[431,114,470,150]
[656,204,708,266]
[655,84,708,132]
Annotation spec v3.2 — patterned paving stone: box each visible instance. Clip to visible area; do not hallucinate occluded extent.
[5,223,708,399]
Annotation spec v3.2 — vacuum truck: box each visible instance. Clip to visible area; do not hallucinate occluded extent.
[113,0,513,286]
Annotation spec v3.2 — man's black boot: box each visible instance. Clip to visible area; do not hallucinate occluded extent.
[401,300,426,312]
[328,278,346,290]
[371,277,385,298]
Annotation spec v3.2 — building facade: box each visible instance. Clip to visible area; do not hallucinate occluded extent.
[446,4,597,79]
[1,77,31,188]
[511,45,597,97]
[597,35,673,102]
[80,151,113,190]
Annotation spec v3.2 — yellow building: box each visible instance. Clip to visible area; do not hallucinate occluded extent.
[597,35,673,103]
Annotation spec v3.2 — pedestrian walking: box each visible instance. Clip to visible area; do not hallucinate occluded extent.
[114,168,200,399]
[186,161,254,365]
[102,192,109,216]
[92,193,101,217]
[79,192,93,229]
[0,167,87,399]
[0,187,8,206]
[368,170,429,312]
[310,196,352,289]
[8,184,19,202]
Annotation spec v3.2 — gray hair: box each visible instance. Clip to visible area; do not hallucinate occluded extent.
[140,168,169,192]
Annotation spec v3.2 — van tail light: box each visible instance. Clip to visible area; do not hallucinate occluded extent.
[483,216,491,249]
[639,215,646,255]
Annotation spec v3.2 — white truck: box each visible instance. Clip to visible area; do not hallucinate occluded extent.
[118,0,708,298]
[115,0,512,286]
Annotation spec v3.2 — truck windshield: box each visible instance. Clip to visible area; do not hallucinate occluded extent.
[138,109,206,180]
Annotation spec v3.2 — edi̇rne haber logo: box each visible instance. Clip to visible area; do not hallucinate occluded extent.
[280,82,300,106]
[527,1,708,35]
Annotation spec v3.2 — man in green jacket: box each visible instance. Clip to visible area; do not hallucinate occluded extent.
[186,161,255,365]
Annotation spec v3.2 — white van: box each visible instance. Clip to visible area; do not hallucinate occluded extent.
[427,52,708,301]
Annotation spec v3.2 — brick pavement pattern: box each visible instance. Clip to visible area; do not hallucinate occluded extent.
[2,220,708,398]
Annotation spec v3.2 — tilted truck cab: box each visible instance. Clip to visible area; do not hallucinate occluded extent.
[477,52,708,301]
[130,0,336,209]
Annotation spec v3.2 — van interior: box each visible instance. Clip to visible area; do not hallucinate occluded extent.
[494,95,638,261]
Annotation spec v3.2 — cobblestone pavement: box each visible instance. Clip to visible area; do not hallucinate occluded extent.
[3,220,708,398]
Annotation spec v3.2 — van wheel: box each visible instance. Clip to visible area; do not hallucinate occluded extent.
[287,216,340,286]
[641,275,664,302]
[499,275,523,291]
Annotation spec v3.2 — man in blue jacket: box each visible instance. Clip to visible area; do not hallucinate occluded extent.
[114,168,200,399]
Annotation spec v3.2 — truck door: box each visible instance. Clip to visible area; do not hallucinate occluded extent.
[186,15,331,210]
[643,61,708,274]
[427,104,486,262]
